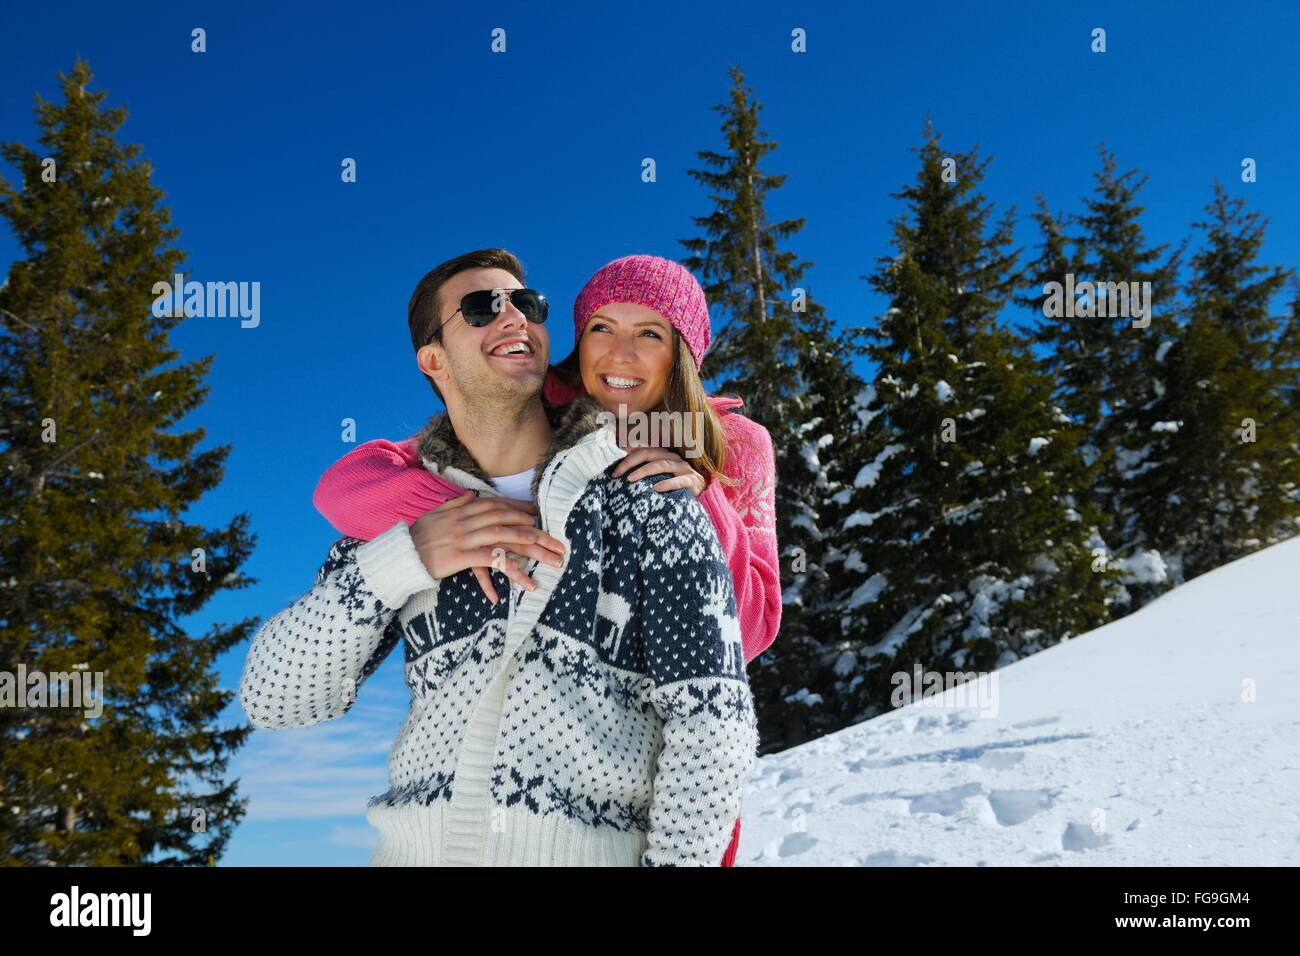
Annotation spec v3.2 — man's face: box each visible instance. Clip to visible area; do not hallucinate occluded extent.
[424,267,549,408]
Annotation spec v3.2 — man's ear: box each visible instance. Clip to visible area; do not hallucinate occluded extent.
[417,342,452,390]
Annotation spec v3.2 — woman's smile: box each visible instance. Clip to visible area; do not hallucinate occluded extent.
[598,373,646,391]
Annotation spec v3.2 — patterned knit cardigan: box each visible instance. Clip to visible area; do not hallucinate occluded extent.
[239,397,760,866]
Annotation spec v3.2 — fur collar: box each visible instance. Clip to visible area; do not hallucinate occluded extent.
[415,396,610,499]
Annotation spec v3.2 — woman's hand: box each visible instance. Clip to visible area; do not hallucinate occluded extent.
[613,445,706,496]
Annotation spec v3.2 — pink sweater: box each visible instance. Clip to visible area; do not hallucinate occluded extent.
[312,374,783,664]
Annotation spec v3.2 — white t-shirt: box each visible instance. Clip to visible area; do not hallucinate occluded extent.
[491,468,539,610]
[490,467,536,502]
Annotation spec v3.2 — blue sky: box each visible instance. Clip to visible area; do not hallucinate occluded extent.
[2,0,1297,865]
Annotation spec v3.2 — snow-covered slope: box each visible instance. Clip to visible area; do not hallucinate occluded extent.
[742,536,1300,866]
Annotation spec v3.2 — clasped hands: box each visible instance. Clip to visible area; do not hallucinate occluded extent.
[409,444,705,604]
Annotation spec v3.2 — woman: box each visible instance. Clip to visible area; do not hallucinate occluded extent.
[313,254,780,866]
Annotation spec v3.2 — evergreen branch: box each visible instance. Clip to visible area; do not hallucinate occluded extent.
[0,307,40,334]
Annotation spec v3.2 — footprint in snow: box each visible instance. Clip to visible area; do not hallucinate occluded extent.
[986,788,1056,826]
[1062,820,1111,852]
[857,850,936,866]
[761,832,816,858]
[1009,716,1061,730]
[909,782,985,816]
[976,750,1025,771]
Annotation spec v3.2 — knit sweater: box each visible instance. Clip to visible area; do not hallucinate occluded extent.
[241,398,760,866]
[311,376,780,867]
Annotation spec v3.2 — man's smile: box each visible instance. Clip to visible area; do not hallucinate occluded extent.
[486,336,537,362]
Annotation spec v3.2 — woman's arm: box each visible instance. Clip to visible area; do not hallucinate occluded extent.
[697,414,782,663]
[312,437,467,541]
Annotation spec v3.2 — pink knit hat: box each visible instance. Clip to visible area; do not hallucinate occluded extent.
[572,255,711,369]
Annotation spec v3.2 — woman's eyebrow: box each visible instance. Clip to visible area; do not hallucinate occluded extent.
[590,313,669,331]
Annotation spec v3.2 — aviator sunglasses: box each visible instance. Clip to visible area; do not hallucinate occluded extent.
[427,287,549,343]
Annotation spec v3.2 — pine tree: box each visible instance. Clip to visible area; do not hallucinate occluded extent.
[1019,196,1100,444]
[1129,182,1300,581]
[1280,279,1300,418]
[679,66,865,749]
[835,121,1114,721]
[0,60,256,864]
[1020,146,1185,607]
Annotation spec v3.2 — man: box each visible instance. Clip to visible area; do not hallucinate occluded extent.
[239,249,758,866]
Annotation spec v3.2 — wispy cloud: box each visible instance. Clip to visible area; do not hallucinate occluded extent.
[230,673,410,822]
[326,825,380,849]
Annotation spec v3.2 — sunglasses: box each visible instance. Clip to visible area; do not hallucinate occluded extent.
[428,287,549,343]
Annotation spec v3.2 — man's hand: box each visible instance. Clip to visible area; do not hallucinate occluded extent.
[410,492,566,603]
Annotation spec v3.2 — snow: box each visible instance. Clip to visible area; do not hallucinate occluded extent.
[844,506,898,529]
[1151,421,1182,433]
[789,513,817,535]
[934,380,954,402]
[943,500,986,525]
[785,688,824,707]
[853,443,905,488]
[833,651,858,677]
[1155,339,1173,363]
[1115,443,1157,480]
[1030,553,1060,574]
[739,535,1300,865]
[964,573,1033,640]
[845,573,887,612]
[841,550,867,573]
[1111,548,1169,585]
[1027,437,1051,457]
[800,433,834,483]
[854,386,880,428]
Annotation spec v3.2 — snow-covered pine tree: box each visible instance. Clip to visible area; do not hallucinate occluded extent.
[1054,146,1185,606]
[1280,281,1300,524]
[833,120,1114,721]
[1125,182,1300,582]
[0,61,256,864]
[679,66,864,749]
[1280,278,1300,433]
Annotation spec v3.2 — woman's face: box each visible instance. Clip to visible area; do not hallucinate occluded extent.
[578,302,675,415]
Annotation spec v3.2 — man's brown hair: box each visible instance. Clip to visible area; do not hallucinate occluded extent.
[408,248,527,399]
